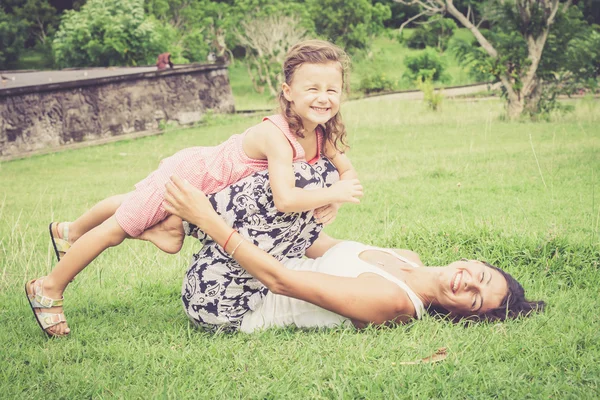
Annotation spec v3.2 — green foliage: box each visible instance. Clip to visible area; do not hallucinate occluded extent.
[358,70,396,94]
[415,74,443,111]
[12,0,59,46]
[307,0,391,54]
[0,7,28,69]
[52,0,173,68]
[145,0,232,62]
[450,1,598,116]
[404,17,457,52]
[403,47,447,82]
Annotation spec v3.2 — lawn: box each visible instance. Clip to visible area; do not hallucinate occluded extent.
[1,97,599,398]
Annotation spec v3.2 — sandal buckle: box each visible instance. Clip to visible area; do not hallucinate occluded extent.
[39,296,53,308]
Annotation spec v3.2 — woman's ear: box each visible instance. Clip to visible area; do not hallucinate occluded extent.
[282,83,292,102]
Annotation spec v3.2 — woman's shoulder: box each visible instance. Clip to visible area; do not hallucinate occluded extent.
[353,274,418,325]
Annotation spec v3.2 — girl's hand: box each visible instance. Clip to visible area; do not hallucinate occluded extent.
[163,175,220,230]
[330,179,363,204]
[314,203,340,226]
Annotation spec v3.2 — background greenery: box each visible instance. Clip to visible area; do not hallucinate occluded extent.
[1,96,599,397]
[3,1,598,99]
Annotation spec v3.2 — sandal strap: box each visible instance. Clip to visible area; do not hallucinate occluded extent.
[28,279,64,308]
[61,223,70,243]
[53,237,71,254]
[29,293,64,308]
[38,312,66,330]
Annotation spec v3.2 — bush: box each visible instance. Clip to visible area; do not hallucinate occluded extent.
[52,0,174,68]
[359,71,396,94]
[403,47,447,82]
[416,74,443,111]
[404,18,457,52]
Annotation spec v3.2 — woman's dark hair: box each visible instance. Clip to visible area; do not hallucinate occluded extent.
[428,261,545,322]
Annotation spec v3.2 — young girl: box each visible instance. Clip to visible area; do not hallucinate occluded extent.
[26,39,363,337]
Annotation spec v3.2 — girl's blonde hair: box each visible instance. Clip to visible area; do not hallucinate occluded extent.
[278,39,350,153]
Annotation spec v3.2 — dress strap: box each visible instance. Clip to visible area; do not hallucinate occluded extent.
[263,115,305,161]
[307,125,324,165]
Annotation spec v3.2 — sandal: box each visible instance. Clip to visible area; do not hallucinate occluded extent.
[25,278,69,337]
[49,222,71,262]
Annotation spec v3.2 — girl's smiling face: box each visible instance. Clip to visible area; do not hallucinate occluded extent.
[437,260,508,317]
[282,61,343,133]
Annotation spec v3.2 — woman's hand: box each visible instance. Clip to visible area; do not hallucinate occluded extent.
[163,175,221,231]
[314,203,340,225]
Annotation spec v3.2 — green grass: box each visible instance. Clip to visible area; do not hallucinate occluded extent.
[1,98,600,398]
[350,33,475,94]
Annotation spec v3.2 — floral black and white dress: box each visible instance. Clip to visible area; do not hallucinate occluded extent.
[181,158,339,332]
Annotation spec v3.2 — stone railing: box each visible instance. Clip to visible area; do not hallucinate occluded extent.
[0,63,235,160]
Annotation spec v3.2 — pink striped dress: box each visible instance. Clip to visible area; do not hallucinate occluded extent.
[115,114,323,237]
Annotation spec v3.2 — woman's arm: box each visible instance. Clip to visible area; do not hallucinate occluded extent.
[163,176,414,325]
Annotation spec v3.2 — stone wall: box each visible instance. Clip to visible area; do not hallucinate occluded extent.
[0,64,235,159]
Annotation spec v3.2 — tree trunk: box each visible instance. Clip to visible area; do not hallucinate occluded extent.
[507,93,525,119]
[524,78,543,114]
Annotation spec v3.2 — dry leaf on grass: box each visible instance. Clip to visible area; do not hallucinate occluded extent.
[398,347,448,365]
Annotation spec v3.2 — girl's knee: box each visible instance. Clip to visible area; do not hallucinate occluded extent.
[101,217,128,247]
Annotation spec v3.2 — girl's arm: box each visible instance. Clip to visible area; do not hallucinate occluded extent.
[313,140,360,225]
[163,176,414,325]
[250,123,362,213]
[323,139,357,180]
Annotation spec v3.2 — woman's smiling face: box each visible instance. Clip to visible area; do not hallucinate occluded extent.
[437,260,508,317]
[281,61,343,132]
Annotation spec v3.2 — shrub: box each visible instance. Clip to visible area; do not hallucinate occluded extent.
[359,71,396,94]
[52,0,173,68]
[403,47,447,82]
[416,74,443,111]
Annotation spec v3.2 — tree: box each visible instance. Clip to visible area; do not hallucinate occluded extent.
[234,14,308,95]
[404,16,457,52]
[394,0,597,118]
[307,0,391,54]
[13,0,59,46]
[52,0,173,68]
[0,7,28,69]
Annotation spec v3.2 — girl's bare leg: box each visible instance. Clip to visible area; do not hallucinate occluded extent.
[36,216,128,336]
[137,215,185,254]
[53,194,129,244]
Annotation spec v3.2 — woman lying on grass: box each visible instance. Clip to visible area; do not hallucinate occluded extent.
[163,165,544,333]
[26,159,543,336]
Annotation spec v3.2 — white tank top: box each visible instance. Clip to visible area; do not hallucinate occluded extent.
[240,241,425,333]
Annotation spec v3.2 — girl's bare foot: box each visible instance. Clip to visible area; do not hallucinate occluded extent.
[138,215,185,254]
